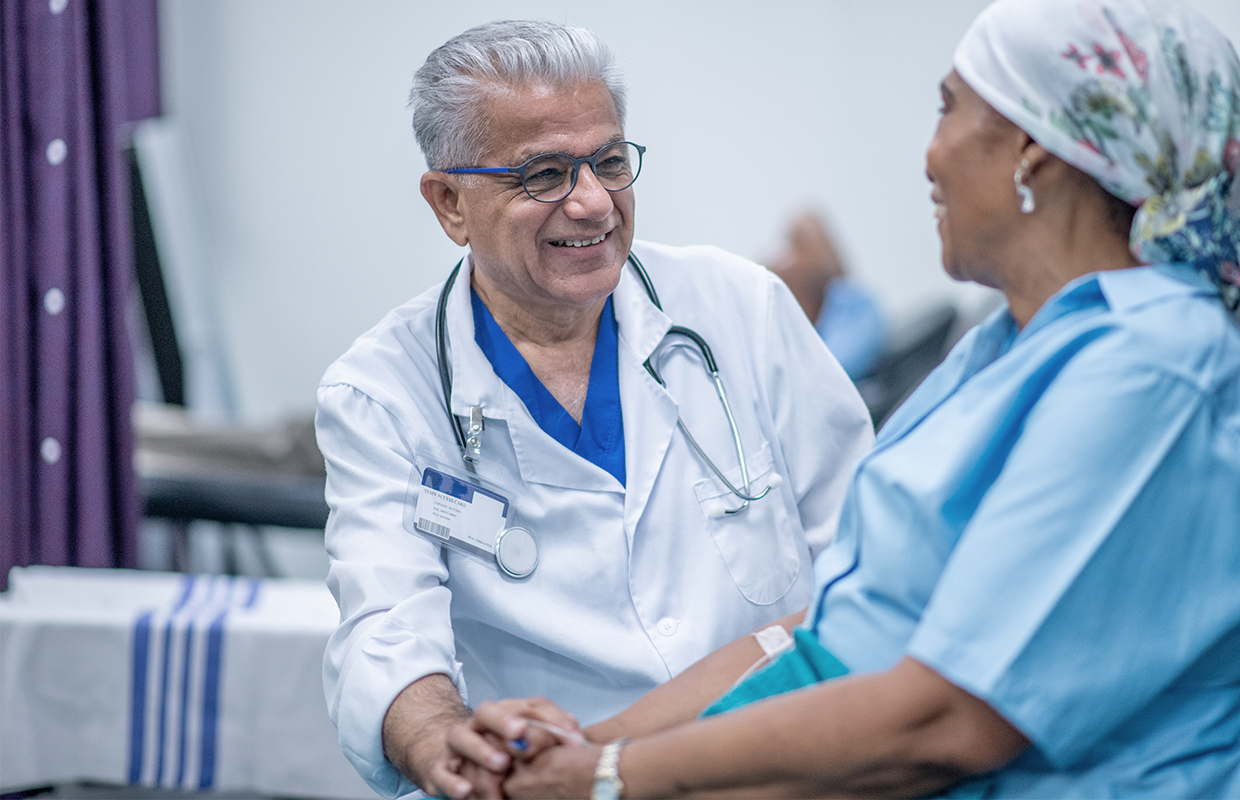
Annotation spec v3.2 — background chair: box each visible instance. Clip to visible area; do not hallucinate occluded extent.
[855,304,959,429]
[128,123,328,576]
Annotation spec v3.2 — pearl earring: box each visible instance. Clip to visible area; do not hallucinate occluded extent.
[1014,159,1035,214]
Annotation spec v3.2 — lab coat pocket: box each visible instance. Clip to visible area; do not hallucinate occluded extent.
[693,443,801,606]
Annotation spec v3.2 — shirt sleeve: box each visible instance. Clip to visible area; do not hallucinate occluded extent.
[763,273,875,558]
[316,381,463,799]
[906,356,1240,768]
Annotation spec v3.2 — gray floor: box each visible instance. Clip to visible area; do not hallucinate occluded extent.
[13,782,336,800]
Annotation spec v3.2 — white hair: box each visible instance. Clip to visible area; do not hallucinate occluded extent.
[410,20,628,171]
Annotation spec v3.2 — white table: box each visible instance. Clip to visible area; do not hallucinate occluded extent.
[0,567,376,799]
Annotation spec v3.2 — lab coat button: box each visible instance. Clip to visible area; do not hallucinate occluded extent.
[657,618,677,636]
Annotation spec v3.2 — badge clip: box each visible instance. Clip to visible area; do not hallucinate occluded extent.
[464,405,484,463]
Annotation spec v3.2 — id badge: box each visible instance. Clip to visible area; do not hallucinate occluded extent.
[414,468,509,560]
[405,436,538,578]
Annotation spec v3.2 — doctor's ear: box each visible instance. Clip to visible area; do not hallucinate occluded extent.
[421,173,471,247]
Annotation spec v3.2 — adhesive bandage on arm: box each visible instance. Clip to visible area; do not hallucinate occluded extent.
[753,624,794,657]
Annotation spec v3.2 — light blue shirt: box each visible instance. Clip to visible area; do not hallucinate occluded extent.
[815,278,886,379]
[809,263,1240,797]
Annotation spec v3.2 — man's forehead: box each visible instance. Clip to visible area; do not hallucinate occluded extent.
[510,133,626,164]
[477,79,623,162]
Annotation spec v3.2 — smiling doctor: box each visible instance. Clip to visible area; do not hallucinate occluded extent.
[314,19,873,800]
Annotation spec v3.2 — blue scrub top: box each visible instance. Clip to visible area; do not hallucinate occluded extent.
[808,263,1240,797]
[472,289,626,486]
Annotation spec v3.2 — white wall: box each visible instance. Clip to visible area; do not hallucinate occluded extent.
[160,0,1240,422]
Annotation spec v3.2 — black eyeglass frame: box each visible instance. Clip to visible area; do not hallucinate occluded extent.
[443,141,645,203]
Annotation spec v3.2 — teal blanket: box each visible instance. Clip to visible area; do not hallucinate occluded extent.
[700,628,850,717]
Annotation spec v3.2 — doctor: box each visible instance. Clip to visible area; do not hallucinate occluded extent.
[315,19,873,799]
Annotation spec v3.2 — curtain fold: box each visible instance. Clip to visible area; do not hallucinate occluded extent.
[1,0,159,590]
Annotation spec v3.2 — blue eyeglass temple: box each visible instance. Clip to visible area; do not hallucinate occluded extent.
[443,142,645,196]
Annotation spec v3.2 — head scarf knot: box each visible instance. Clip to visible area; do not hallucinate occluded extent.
[955,0,1240,314]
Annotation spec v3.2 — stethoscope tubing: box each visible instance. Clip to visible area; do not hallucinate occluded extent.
[645,339,769,506]
[436,259,467,452]
[435,252,772,510]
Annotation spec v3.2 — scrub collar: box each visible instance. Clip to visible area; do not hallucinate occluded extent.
[954,0,1240,314]
[471,289,626,487]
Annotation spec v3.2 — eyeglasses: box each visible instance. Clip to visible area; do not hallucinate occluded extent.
[444,141,645,203]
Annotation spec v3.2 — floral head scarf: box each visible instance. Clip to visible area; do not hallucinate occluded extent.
[954,0,1240,313]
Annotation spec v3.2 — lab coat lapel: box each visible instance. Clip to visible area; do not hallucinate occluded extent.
[445,256,509,422]
[613,263,679,529]
[448,255,628,493]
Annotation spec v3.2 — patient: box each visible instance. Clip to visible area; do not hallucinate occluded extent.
[441,0,1240,796]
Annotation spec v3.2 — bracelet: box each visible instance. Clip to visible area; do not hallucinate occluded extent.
[591,737,630,800]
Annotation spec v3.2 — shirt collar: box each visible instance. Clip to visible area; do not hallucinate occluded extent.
[1095,262,1218,311]
[446,250,674,416]
[1016,263,1214,343]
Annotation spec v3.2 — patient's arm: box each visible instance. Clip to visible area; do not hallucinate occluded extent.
[455,608,805,781]
[585,609,806,742]
[506,655,1029,799]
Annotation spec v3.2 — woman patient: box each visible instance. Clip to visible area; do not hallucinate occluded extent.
[437,0,1240,796]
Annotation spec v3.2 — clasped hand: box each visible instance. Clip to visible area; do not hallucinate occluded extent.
[442,697,601,799]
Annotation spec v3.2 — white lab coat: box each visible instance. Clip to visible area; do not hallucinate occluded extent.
[315,240,874,797]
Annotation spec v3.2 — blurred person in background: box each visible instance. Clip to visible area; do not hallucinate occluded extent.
[766,211,887,379]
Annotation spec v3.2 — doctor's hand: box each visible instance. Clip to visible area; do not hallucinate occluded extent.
[448,697,585,769]
[440,697,583,799]
[382,673,482,799]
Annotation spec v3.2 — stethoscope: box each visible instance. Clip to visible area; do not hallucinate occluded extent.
[435,252,778,517]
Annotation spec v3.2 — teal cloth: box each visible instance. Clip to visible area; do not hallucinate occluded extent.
[701,628,849,717]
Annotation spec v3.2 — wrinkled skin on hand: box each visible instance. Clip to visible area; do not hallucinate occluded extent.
[445,697,585,798]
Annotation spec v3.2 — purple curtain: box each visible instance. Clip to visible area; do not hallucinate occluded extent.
[1,0,159,590]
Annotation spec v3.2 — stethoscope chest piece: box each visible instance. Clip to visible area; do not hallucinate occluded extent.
[495,526,539,579]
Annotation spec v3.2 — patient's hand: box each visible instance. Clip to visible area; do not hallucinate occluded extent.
[445,697,583,797]
[505,741,602,800]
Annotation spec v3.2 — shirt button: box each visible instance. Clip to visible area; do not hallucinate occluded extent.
[657,618,677,636]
